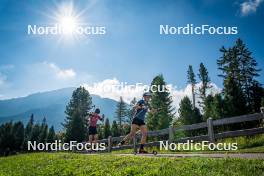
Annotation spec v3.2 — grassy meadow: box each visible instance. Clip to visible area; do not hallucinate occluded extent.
[0,152,264,176]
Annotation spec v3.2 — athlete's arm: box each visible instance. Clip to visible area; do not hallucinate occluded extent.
[134,102,144,110]
[99,114,105,121]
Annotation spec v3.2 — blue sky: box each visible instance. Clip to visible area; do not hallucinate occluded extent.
[0,0,263,100]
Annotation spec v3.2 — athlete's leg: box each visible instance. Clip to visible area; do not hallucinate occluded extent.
[139,125,148,144]
[139,125,148,152]
[93,134,98,143]
[120,124,138,144]
[89,135,93,143]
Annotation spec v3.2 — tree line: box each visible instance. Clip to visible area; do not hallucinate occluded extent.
[177,39,264,134]
[0,114,56,156]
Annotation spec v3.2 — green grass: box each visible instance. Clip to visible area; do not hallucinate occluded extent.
[112,145,264,154]
[0,153,264,176]
[113,134,264,154]
[218,134,264,149]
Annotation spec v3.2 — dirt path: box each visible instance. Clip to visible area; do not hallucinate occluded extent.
[115,153,264,159]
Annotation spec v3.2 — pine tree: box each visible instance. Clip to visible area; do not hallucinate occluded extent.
[225,77,247,116]
[193,107,202,123]
[111,120,120,137]
[13,121,24,151]
[31,124,41,143]
[47,126,56,143]
[127,97,137,124]
[198,63,211,110]
[203,94,225,120]
[0,122,15,154]
[187,65,196,108]
[115,96,127,134]
[249,81,264,112]
[103,118,111,138]
[179,97,200,125]
[217,39,261,114]
[147,74,174,130]
[39,117,48,143]
[0,124,4,153]
[218,44,246,116]
[203,95,214,120]
[235,39,261,109]
[67,108,87,142]
[25,114,34,142]
[63,87,93,142]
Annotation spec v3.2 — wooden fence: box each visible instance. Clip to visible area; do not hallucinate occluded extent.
[85,111,264,153]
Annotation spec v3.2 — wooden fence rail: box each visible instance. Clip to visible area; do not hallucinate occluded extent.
[87,111,264,153]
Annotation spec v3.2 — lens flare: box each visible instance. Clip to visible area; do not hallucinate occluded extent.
[59,16,77,34]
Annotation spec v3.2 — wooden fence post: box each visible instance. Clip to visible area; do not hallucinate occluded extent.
[72,141,77,152]
[108,136,112,153]
[169,126,174,143]
[133,136,137,153]
[207,117,215,142]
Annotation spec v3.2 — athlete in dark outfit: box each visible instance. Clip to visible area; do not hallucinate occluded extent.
[118,92,155,153]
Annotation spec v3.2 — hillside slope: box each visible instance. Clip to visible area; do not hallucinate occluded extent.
[0,88,118,131]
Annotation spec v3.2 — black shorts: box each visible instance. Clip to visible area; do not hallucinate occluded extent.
[132,118,145,126]
[89,126,97,135]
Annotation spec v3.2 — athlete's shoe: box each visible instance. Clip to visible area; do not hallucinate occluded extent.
[117,140,125,147]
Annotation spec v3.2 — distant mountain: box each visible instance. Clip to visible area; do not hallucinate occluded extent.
[0,88,118,131]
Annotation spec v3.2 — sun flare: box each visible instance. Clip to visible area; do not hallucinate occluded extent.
[59,16,77,35]
[43,1,90,42]
[54,2,81,38]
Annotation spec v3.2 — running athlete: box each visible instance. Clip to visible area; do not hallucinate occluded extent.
[88,108,104,143]
[118,92,155,153]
